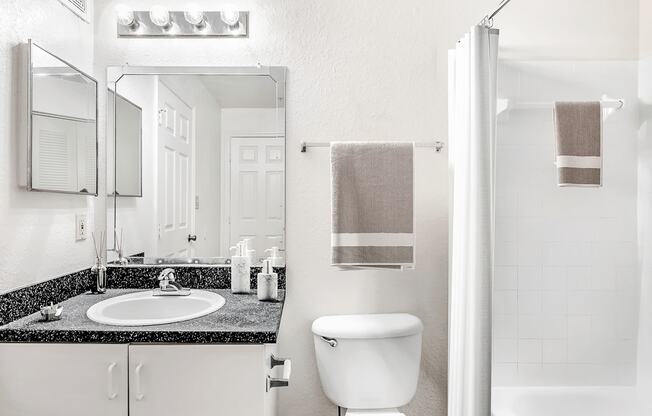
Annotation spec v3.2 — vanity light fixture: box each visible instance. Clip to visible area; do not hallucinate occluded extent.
[149,5,172,29]
[117,10,249,37]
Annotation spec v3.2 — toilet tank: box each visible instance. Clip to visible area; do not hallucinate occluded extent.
[312,314,423,410]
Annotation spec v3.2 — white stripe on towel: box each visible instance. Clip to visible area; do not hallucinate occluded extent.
[556,156,601,169]
[331,233,414,247]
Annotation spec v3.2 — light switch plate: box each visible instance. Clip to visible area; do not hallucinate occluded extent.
[75,214,88,241]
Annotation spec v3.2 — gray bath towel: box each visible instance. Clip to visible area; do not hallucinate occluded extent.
[330,142,415,270]
[553,102,602,186]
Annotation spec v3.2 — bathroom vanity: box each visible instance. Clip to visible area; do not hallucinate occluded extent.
[0,287,287,416]
[3,40,290,416]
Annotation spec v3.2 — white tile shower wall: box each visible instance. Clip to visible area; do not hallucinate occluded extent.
[493,61,640,386]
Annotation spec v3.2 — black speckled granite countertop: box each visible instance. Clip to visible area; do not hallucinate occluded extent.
[0,289,284,344]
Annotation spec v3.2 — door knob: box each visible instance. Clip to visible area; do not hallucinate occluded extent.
[188,234,197,242]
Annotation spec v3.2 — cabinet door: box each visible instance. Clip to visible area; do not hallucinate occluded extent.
[0,343,128,416]
[129,344,274,416]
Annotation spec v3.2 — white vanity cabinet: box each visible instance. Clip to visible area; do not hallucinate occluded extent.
[128,344,279,416]
[0,344,129,416]
[0,343,284,416]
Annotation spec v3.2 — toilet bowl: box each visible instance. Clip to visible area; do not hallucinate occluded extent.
[312,313,423,415]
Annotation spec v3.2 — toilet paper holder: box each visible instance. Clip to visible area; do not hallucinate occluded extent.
[267,354,292,391]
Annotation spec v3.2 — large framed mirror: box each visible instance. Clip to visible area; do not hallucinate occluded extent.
[26,40,98,195]
[107,66,286,266]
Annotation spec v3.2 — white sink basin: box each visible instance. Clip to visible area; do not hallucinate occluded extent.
[86,290,225,326]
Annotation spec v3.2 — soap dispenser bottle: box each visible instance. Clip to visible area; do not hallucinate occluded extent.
[264,247,284,267]
[257,258,278,301]
[230,241,251,294]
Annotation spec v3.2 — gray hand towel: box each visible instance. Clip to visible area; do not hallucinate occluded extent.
[330,142,415,270]
[553,102,602,186]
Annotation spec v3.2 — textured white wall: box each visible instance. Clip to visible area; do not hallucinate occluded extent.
[0,0,639,413]
[0,0,637,292]
[94,1,448,415]
[91,1,642,415]
[0,0,95,292]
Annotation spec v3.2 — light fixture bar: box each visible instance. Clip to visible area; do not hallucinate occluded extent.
[117,11,249,38]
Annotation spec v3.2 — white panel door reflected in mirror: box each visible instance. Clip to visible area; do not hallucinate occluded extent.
[107,70,285,265]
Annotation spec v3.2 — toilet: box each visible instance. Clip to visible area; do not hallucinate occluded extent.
[312,313,424,416]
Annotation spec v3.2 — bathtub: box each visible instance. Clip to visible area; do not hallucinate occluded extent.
[492,387,649,416]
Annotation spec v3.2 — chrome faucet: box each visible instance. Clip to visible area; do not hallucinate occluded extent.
[154,268,190,296]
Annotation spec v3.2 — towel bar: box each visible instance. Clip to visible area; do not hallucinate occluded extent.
[300,141,445,153]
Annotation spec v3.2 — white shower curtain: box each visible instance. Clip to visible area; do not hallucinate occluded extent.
[448,25,499,416]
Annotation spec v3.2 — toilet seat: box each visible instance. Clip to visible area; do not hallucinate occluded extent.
[345,409,405,416]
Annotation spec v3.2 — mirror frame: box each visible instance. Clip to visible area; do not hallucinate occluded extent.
[106,65,287,259]
[26,39,99,196]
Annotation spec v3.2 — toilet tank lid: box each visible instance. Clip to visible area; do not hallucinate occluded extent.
[312,313,423,339]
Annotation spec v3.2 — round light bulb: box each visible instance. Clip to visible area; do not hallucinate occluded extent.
[220,10,240,27]
[184,5,205,26]
[149,5,171,28]
[116,4,136,27]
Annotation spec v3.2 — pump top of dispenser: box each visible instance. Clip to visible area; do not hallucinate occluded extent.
[264,247,284,266]
[230,241,246,257]
[262,258,273,274]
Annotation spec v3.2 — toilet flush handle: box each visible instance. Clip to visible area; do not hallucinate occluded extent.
[320,336,338,348]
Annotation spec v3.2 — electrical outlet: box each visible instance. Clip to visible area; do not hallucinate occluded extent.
[75,214,88,241]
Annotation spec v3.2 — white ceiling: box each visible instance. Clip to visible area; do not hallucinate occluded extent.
[196,75,279,108]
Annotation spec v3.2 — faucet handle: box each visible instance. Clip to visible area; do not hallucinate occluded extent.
[158,268,176,281]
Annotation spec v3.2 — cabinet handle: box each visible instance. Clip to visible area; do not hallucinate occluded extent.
[134,363,145,401]
[107,362,118,400]
[267,355,292,391]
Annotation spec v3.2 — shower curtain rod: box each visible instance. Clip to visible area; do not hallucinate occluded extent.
[481,0,514,25]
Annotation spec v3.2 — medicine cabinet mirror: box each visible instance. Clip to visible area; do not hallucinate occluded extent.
[107,66,286,266]
[25,40,98,195]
